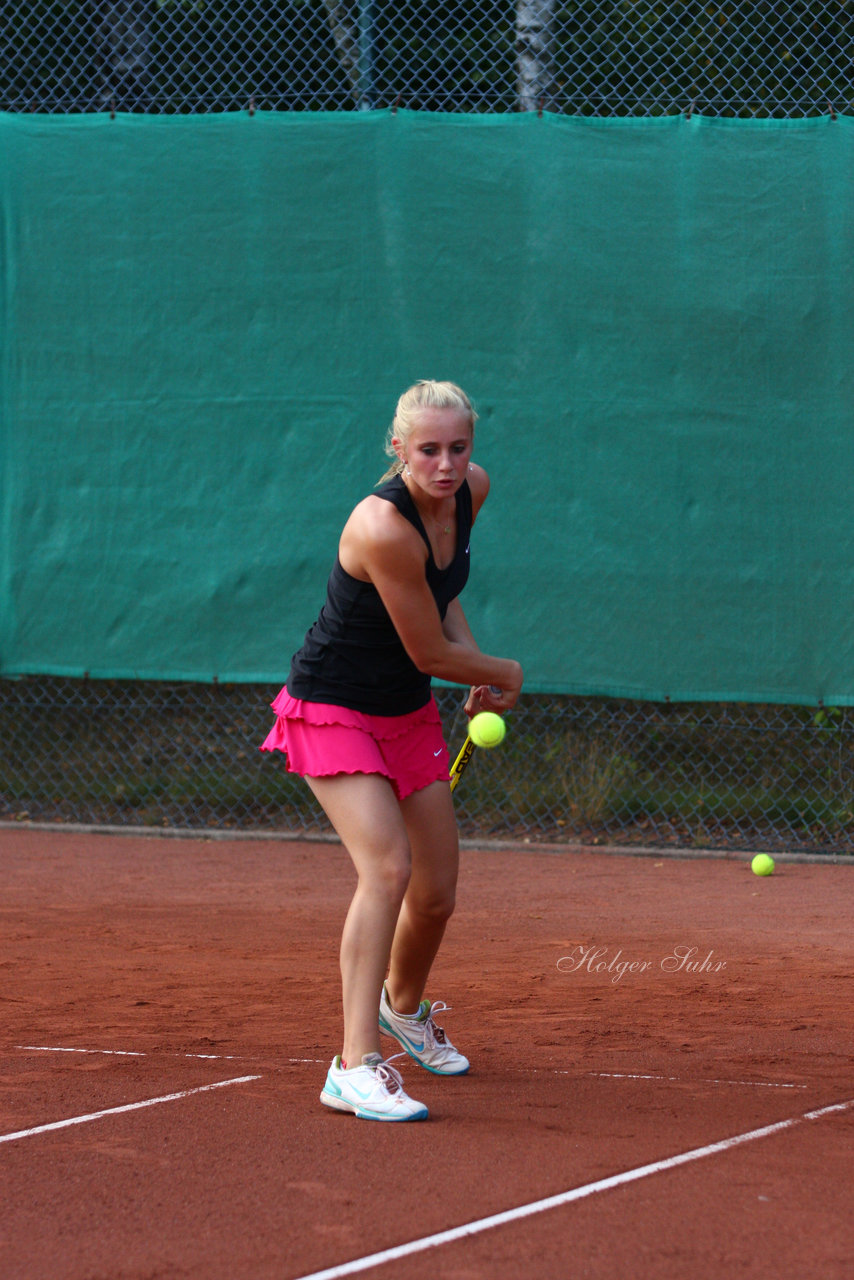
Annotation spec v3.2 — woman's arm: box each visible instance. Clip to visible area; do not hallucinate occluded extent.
[452,465,512,713]
[441,597,478,650]
[342,497,523,708]
[443,598,515,716]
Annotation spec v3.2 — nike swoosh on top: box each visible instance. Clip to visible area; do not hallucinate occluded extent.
[382,1021,420,1051]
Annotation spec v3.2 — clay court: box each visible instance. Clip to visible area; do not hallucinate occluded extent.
[1,825,851,1279]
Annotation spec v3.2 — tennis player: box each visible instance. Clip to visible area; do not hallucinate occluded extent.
[261,380,523,1121]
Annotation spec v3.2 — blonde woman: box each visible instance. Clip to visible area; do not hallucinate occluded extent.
[261,380,522,1120]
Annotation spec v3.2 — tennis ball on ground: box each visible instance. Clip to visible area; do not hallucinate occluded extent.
[751,854,775,877]
[469,711,506,748]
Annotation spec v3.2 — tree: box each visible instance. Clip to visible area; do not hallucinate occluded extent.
[516,0,556,112]
[323,1,376,108]
[89,0,153,110]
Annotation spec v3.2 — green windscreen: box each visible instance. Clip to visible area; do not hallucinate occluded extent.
[2,110,852,702]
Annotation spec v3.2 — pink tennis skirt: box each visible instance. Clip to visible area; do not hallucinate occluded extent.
[259,688,450,801]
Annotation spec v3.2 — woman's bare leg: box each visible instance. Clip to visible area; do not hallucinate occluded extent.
[384,780,460,1015]
[306,772,412,1066]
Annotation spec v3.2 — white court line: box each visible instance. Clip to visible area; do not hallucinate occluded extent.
[586,1071,807,1090]
[18,1044,243,1061]
[17,1044,325,1066]
[291,1096,854,1280]
[14,1048,806,1090]
[0,1074,261,1145]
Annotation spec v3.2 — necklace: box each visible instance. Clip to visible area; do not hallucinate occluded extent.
[403,474,452,535]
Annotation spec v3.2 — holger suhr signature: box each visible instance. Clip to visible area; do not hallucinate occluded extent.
[557,944,727,983]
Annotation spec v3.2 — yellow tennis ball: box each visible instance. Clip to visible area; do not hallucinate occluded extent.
[469,711,506,748]
[751,854,775,877]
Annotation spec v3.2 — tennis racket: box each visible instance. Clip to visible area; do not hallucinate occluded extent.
[449,734,476,792]
[448,686,502,793]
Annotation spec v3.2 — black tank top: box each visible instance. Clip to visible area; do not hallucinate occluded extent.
[287,476,473,715]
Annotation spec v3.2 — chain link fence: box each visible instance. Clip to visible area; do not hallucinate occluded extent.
[3,2,853,117]
[2,676,853,853]
[4,8,852,853]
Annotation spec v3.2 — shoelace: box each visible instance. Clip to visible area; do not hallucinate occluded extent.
[374,1051,408,1094]
[421,1001,451,1048]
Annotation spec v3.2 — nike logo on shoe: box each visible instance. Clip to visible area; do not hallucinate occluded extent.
[335,1078,375,1102]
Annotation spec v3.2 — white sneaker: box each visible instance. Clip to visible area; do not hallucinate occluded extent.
[379,984,470,1075]
[319,1052,428,1121]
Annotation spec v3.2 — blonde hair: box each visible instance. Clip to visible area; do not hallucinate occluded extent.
[378,380,477,483]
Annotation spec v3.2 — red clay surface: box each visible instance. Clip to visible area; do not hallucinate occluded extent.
[1,826,852,1279]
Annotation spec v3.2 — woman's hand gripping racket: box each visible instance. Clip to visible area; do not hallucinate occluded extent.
[449,687,504,793]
